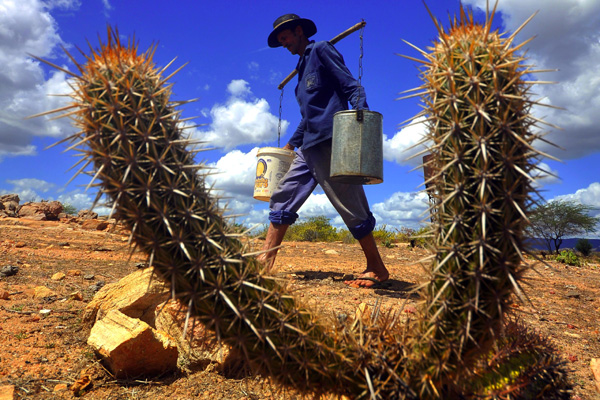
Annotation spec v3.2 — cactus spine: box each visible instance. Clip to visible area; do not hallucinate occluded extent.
[37,28,393,397]
[38,6,573,397]
[400,3,568,397]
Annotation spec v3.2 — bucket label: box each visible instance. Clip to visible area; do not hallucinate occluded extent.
[254,148,295,202]
[255,159,269,188]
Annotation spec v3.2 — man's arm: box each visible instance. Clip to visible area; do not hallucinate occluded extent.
[318,42,368,110]
[286,117,305,150]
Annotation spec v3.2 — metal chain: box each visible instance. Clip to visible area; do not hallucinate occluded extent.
[358,20,364,86]
[355,20,365,121]
[277,87,284,147]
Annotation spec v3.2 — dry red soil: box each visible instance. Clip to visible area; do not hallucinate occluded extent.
[1,217,599,399]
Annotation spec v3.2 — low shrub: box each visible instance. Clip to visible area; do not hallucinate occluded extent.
[575,238,593,257]
[285,216,338,242]
[555,249,581,266]
[372,224,396,247]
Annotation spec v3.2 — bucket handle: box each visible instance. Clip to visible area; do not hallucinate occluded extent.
[356,109,363,122]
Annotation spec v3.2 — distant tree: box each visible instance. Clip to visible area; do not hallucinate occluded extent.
[62,203,78,215]
[575,238,594,257]
[528,200,600,254]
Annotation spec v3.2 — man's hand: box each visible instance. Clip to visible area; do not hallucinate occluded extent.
[283,143,295,151]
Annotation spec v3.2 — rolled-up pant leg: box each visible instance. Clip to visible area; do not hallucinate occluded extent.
[302,140,375,239]
[269,140,376,239]
[268,149,318,225]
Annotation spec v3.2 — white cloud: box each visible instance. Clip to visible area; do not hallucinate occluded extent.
[205,147,259,197]
[101,0,111,12]
[0,0,77,161]
[463,0,600,160]
[382,116,429,166]
[372,191,430,229]
[297,193,338,220]
[196,80,288,150]
[227,79,252,97]
[5,178,55,193]
[532,161,560,186]
[553,182,600,214]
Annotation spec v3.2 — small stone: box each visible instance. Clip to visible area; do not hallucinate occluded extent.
[0,265,19,277]
[58,242,70,247]
[89,281,105,292]
[33,286,57,299]
[39,309,52,315]
[70,375,92,395]
[404,305,417,314]
[15,242,26,248]
[566,290,581,299]
[324,249,339,255]
[54,383,68,392]
[51,272,66,281]
[66,269,82,276]
[564,331,581,338]
[0,290,9,300]
[69,291,83,301]
[84,274,95,280]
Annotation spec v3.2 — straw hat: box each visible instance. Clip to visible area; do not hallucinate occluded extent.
[268,14,317,48]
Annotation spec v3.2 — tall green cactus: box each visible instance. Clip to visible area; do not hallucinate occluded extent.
[399,3,567,397]
[36,6,573,398]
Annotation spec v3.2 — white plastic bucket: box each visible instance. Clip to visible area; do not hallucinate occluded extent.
[253,147,295,202]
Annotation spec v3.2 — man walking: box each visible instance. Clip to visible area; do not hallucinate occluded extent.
[258,14,389,288]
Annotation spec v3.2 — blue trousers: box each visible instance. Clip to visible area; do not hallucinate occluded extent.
[268,139,375,240]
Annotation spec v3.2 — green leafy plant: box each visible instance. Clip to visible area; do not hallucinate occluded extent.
[62,203,78,215]
[555,249,580,266]
[284,215,338,242]
[373,224,396,247]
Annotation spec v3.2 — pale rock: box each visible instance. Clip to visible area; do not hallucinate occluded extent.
[88,309,178,378]
[0,384,15,400]
[154,300,229,369]
[591,358,600,393]
[78,209,98,220]
[81,219,109,231]
[0,194,19,218]
[18,200,63,221]
[33,286,57,299]
[324,249,340,255]
[51,272,66,281]
[83,267,168,324]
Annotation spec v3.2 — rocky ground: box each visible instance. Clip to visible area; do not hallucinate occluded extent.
[1,216,600,399]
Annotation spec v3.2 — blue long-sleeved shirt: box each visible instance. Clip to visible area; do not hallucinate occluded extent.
[288,40,368,150]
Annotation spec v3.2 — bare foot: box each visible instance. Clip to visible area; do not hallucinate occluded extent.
[344,270,390,288]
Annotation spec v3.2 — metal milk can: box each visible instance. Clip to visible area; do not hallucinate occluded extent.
[330,109,383,184]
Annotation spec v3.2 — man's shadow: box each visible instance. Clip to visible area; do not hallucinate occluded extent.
[291,270,418,300]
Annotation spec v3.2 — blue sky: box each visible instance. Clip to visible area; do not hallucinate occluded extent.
[1,0,599,235]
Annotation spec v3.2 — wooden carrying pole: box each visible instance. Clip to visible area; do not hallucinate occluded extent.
[277,20,367,90]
